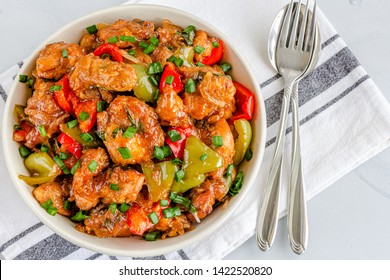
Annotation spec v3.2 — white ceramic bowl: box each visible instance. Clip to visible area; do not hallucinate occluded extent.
[2,4,266,257]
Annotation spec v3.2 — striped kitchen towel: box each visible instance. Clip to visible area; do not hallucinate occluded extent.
[1,0,390,260]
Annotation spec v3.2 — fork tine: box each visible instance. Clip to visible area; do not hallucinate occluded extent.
[288,0,303,48]
[304,0,317,51]
[279,0,294,47]
[297,0,310,50]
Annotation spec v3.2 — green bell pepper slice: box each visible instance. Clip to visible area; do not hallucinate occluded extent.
[233,119,252,165]
[20,152,61,185]
[24,152,56,177]
[171,173,206,194]
[183,136,224,178]
[170,137,223,193]
[60,124,99,148]
[142,161,179,202]
[131,64,157,102]
[175,46,195,67]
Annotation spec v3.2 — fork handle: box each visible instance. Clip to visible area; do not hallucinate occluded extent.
[288,84,308,254]
[256,82,293,251]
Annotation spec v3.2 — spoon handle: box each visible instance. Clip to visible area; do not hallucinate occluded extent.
[288,84,308,254]
[256,82,293,251]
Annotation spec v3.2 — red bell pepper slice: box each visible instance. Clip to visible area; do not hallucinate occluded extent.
[159,62,184,93]
[201,39,224,66]
[58,132,83,159]
[126,202,168,236]
[53,74,78,115]
[229,81,255,123]
[165,126,195,160]
[93,44,123,63]
[74,99,98,133]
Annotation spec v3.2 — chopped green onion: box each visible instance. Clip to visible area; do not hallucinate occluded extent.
[101,53,111,60]
[120,35,136,42]
[108,203,117,214]
[174,170,185,182]
[182,25,196,46]
[38,125,46,137]
[71,160,80,175]
[117,147,132,159]
[183,25,196,33]
[148,75,159,87]
[172,206,181,217]
[196,62,205,67]
[86,24,98,34]
[226,164,234,176]
[165,75,174,85]
[212,135,223,147]
[118,203,130,213]
[167,129,182,142]
[80,132,93,142]
[63,200,72,210]
[162,208,174,218]
[212,41,220,48]
[148,212,159,224]
[229,171,244,196]
[194,45,205,54]
[153,146,165,160]
[171,158,183,165]
[128,49,136,56]
[150,36,159,46]
[110,183,119,191]
[78,111,90,121]
[220,62,232,73]
[19,146,30,158]
[145,231,158,241]
[53,156,70,175]
[61,49,68,58]
[67,119,78,129]
[96,131,105,141]
[153,89,160,102]
[26,77,35,88]
[88,160,98,172]
[148,62,163,75]
[168,45,174,50]
[107,36,119,44]
[40,144,49,152]
[19,75,28,83]
[111,127,121,138]
[123,126,137,139]
[167,56,183,67]
[41,199,53,210]
[71,210,89,222]
[162,145,172,158]
[189,205,197,213]
[139,41,149,49]
[185,78,196,93]
[97,101,107,113]
[50,85,62,92]
[144,44,154,54]
[169,192,190,209]
[14,124,22,130]
[244,147,253,161]
[200,153,208,161]
[46,206,58,216]
[59,152,68,160]
[160,199,169,207]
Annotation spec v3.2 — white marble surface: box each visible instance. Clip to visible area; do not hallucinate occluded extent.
[0,0,389,260]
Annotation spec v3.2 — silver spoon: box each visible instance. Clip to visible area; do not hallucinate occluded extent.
[267,2,320,254]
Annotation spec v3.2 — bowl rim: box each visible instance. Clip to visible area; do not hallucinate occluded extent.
[2,3,267,257]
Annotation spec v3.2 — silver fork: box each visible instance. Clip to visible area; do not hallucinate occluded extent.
[256,0,317,252]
